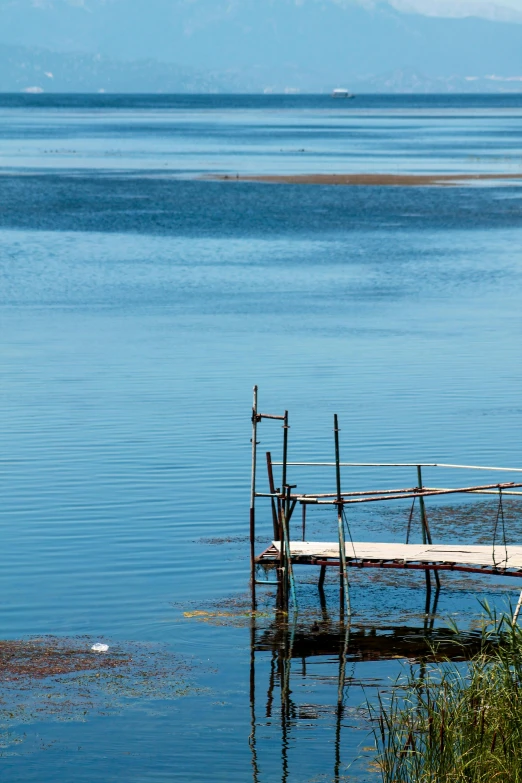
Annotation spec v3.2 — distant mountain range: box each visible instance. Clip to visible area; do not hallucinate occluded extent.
[0,0,521,93]
[0,44,238,94]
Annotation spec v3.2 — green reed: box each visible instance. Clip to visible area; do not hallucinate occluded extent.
[370,604,522,782]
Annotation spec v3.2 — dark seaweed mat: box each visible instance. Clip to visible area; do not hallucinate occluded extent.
[0,637,200,752]
[0,638,130,681]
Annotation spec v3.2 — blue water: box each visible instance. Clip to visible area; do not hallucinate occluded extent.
[1,94,522,781]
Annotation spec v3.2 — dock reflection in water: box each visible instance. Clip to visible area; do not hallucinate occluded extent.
[248,589,482,783]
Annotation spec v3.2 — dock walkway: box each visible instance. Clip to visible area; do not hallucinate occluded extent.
[257,541,522,577]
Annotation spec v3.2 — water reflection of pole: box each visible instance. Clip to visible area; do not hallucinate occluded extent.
[318,579,328,617]
[266,649,276,719]
[429,585,441,631]
[424,567,432,619]
[249,615,260,783]
[334,620,350,783]
[280,613,296,783]
[280,625,289,783]
[424,583,441,634]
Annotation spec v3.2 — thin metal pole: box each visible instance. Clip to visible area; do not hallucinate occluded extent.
[417,465,440,590]
[282,485,298,611]
[303,487,522,498]
[282,410,289,492]
[334,414,350,619]
[272,461,522,472]
[265,451,284,609]
[250,386,259,608]
[281,412,290,610]
[278,511,285,612]
[417,466,427,546]
[301,503,306,541]
[256,480,522,503]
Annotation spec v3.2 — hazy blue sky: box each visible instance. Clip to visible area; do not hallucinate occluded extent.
[5,0,522,23]
[389,0,522,16]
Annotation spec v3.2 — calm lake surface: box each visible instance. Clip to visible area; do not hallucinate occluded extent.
[1,94,522,781]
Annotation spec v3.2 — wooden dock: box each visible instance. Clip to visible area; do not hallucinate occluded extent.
[257,541,522,577]
[248,386,522,618]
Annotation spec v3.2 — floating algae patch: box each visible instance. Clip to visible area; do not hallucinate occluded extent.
[0,636,202,747]
[181,592,276,627]
[197,534,266,546]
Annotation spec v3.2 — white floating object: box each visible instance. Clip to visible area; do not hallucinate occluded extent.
[91,643,109,653]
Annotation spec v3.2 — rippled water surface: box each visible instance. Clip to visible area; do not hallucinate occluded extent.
[1,94,522,781]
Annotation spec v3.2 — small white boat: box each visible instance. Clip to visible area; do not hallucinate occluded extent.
[332,88,354,98]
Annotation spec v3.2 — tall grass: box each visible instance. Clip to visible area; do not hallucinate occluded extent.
[370,605,522,782]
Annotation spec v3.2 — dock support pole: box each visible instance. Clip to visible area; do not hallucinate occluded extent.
[267,451,285,609]
[282,484,298,611]
[282,411,289,610]
[281,411,297,612]
[334,414,350,620]
[250,386,259,609]
[417,465,440,592]
[282,410,289,493]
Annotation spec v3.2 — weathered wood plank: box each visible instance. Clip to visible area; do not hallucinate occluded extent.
[271,541,522,569]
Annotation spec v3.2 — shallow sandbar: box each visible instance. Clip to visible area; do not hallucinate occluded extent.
[210,172,522,187]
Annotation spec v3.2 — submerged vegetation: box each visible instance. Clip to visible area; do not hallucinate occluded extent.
[0,636,201,753]
[371,605,522,782]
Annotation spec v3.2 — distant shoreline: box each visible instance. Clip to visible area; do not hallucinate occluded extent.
[208,172,522,187]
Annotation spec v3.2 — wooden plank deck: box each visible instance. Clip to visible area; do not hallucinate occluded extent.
[257,541,522,574]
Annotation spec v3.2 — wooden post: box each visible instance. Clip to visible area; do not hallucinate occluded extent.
[266,452,280,539]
